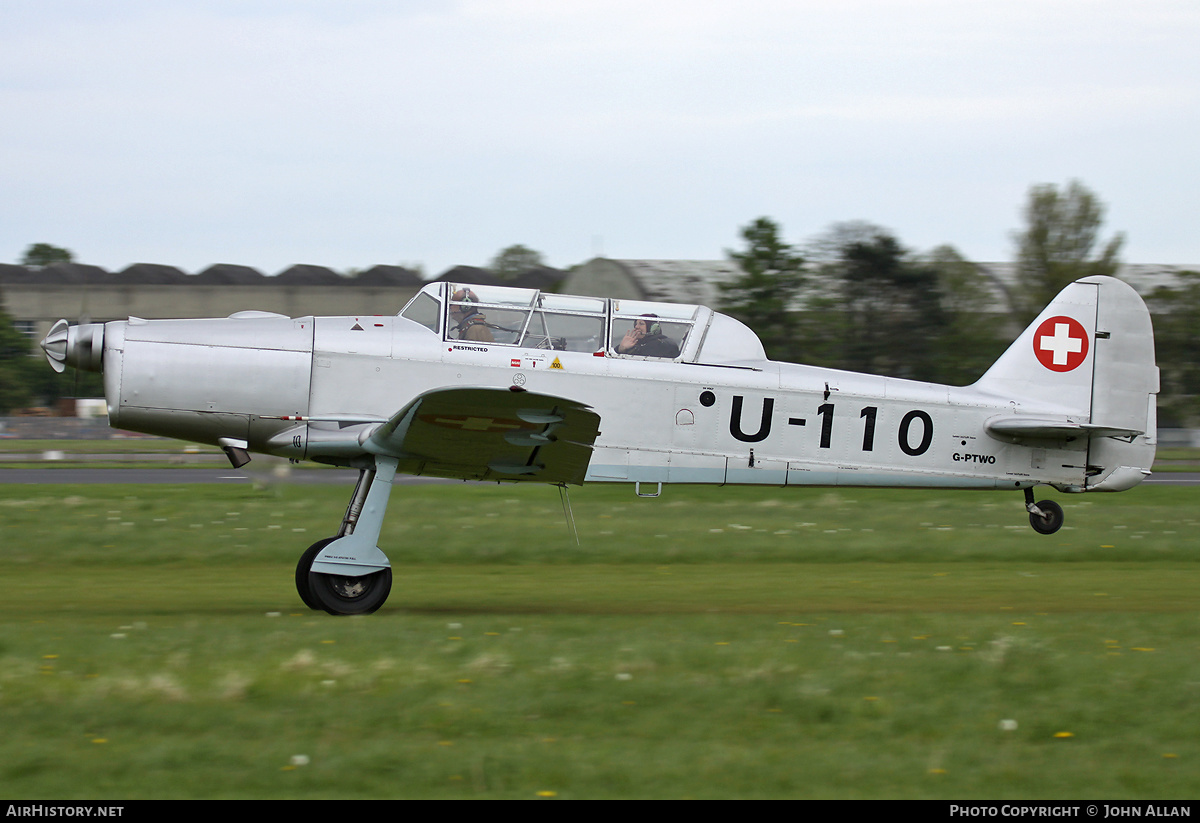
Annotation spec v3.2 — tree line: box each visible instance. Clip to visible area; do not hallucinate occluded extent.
[718,181,1198,427]
[3,181,1198,424]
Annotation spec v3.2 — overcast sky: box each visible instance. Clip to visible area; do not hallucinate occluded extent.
[2,0,1197,278]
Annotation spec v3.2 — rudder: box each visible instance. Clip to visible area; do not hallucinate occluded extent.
[1085,275,1158,490]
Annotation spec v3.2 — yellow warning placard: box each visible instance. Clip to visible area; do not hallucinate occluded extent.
[550,357,564,370]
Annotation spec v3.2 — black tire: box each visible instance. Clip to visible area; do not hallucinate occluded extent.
[308,567,392,615]
[1029,499,1064,535]
[295,537,338,610]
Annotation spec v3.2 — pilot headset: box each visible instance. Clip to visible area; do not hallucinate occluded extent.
[641,314,661,335]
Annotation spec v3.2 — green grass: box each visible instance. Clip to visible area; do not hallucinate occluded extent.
[1148,447,1200,472]
[1,481,1198,798]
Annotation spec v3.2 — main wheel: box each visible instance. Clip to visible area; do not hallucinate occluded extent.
[1029,499,1064,535]
[308,567,392,615]
[296,537,338,610]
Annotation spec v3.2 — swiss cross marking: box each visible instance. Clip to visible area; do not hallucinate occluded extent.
[1034,316,1089,372]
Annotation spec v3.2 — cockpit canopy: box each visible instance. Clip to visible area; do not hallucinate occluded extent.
[398,281,766,364]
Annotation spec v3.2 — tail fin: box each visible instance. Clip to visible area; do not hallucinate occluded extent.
[973,275,1158,491]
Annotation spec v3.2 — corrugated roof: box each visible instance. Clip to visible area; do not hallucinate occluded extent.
[617,259,1199,309]
[274,264,344,285]
[38,262,113,284]
[195,264,266,284]
[355,265,424,286]
[0,263,35,284]
[975,263,1199,305]
[117,263,188,284]
[433,266,503,286]
[604,259,746,305]
[510,266,565,290]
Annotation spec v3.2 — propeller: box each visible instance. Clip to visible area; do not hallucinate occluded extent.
[39,319,105,374]
[40,319,69,373]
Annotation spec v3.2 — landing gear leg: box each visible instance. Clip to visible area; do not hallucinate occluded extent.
[1024,488,1064,535]
[295,457,398,615]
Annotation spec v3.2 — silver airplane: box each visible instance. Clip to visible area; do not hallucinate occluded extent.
[41,275,1157,615]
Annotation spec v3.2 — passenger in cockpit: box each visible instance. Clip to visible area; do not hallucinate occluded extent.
[616,315,679,358]
[449,289,495,343]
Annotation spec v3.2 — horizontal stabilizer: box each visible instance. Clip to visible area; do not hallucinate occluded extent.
[985,415,1143,443]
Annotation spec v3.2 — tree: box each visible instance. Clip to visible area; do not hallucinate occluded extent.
[920,245,1011,385]
[718,217,806,361]
[488,245,545,280]
[798,223,1006,383]
[819,225,948,380]
[0,310,39,412]
[1147,271,1200,426]
[20,243,74,267]
[1011,180,1123,321]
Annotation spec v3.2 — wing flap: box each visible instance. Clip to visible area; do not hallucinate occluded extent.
[364,387,601,485]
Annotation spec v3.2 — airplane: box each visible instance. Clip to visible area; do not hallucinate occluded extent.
[40,274,1158,615]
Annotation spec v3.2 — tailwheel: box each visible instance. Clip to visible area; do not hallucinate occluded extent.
[308,567,392,615]
[1028,499,1064,535]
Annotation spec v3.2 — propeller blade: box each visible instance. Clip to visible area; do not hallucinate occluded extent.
[40,319,69,373]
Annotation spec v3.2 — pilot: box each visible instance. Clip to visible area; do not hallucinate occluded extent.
[449,288,495,343]
[616,314,679,358]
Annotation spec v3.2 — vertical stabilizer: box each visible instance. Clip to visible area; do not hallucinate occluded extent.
[972,279,1100,417]
[973,275,1157,491]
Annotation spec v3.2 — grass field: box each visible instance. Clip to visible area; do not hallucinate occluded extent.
[1,480,1198,799]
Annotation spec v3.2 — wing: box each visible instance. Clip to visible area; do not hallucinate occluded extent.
[363,387,601,485]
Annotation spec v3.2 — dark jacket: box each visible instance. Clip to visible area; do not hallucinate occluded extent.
[626,333,679,358]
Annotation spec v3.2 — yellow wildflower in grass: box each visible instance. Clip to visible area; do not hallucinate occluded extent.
[537,791,558,797]
[1054,731,1074,738]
